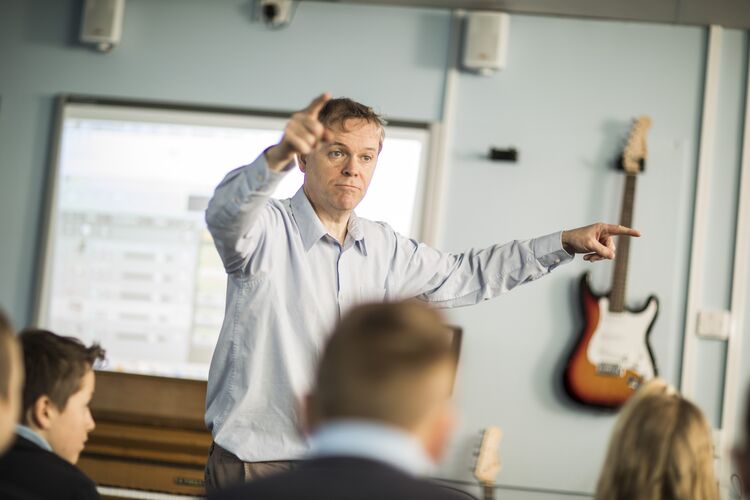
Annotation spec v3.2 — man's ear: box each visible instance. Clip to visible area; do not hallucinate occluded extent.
[29,396,56,431]
[423,402,457,463]
[297,153,307,173]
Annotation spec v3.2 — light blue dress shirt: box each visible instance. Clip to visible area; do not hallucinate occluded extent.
[307,420,434,476]
[205,154,573,461]
[16,424,53,452]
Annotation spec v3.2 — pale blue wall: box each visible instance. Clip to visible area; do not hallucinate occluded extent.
[1,0,748,498]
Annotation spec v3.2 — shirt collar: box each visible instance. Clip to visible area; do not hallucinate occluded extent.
[290,188,366,254]
[346,212,367,255]
[306,419,434,476]
[16,424,53,452]
[291,187,328,251]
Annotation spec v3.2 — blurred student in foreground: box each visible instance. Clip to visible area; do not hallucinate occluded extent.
[596,378,718,500]
[0,329,105,500]
[212,301,473,500]
[732,382,750,498]
[0,310,30,499]
[0,310,23,455]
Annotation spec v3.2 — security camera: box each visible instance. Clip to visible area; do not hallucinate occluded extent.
[258,0,294,28]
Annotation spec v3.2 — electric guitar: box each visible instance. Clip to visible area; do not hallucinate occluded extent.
[473,426,502,500]
[563,116,659,408]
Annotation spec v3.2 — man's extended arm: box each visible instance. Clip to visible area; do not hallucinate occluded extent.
[205,93,334,273]
[386,231,572,307]
[386,223,639,307]
[205,156,287,274]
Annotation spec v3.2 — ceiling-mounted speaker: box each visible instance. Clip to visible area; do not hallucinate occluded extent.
[80,0,125,52]
[463,11,510,75]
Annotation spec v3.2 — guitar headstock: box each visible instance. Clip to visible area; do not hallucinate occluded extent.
[473,426,503,486]
[619,115,652,174]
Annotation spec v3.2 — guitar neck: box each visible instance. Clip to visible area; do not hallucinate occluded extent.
[609,173,636,313]
[483,483,495,500]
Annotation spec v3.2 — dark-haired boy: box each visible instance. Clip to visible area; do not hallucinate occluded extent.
[0,329,105,500]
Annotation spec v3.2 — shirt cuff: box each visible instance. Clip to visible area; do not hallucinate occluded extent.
[531,231,574,270]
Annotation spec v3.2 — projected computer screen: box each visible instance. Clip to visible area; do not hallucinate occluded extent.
[36,97,431,380]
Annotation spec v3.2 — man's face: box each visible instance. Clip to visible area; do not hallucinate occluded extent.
[0,341,23,454]
[46,369,96,464]
[299,118,381,216]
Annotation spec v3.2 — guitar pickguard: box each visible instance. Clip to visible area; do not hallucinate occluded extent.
[586,296,658,381]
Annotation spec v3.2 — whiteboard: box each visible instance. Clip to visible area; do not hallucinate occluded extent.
[35,96,431,380]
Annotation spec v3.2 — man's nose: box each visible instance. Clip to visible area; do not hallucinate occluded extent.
[86,409,96,432]
[342,158,360,176]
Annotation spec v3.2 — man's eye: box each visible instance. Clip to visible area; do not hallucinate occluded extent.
[362,155,373,162]
[328,150,343,158]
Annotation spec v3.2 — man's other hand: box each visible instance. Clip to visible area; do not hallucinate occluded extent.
[561,223,641,262]
[265,92,333,171]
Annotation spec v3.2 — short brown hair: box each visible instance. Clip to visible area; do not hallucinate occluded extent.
[318,98,387,148]
[19,329,105,420]
[313,301,454,429]
[0,310,16,400]
[596,379,718,500]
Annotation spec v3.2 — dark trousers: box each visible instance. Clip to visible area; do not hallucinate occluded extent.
[204,441,295,493]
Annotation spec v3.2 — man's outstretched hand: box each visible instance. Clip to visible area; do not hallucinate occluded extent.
[561,223,641,262]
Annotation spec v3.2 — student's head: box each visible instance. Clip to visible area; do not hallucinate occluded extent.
[0,310,23,454]
[308,301,456,462]
[299,98,386,215]
[596,379,718,500]
[19,329,105,464]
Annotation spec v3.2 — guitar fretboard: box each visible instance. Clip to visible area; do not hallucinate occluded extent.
[609,173,636,313]
[483,483,495,500]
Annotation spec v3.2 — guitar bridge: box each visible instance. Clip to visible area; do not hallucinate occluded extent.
[595,363,624,377]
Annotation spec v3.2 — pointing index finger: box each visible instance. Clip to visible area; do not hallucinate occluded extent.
[607,224,641,237]
[304,92,332,118]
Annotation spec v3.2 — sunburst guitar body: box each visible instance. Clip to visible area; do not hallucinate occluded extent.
[564,116,659,408]
[564,273,658,407]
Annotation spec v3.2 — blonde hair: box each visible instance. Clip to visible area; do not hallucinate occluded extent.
[596,379,718,500]
[312,301,454,429]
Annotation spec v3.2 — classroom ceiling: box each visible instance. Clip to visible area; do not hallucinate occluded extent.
[306,0,750,29]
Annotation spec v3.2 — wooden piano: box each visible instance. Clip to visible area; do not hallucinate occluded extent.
[79,371,211,498]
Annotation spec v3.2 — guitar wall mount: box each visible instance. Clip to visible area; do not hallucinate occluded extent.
[488,147,518,162]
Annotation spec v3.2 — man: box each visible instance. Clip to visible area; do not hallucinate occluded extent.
[0,329,105,500]
[212,301,474,500]
[204,93,639,490]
